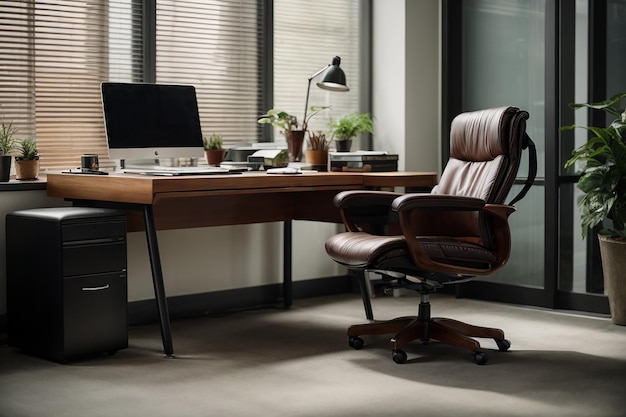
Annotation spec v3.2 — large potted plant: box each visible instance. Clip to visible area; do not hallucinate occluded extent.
[14,137,40,180]
[0,119,18,182]
[328,112,373,152]
[561,92,626,324]
[258,106,329,162]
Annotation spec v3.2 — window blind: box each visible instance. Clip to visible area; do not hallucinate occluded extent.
[1,1,110,171]
[273,0,361,141]
[0,0,261,171]
[0,1,36,144]
[155,0,263,147]
[0,1,362,172]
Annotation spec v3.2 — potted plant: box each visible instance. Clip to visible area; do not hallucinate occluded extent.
[0,119,18,182]
[203,133,226,166]
[328,112,374,152]
[14,137,40,180]
[258,109,302,162]
[258,106,329,162]
[561,92,626,325]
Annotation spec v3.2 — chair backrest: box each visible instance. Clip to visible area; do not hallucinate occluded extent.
[412,107,530,246]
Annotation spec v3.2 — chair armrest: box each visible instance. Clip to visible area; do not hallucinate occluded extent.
[391,193,516,275]
[332,190,404,233]
[333,190,404,209]
[391,193,486,212]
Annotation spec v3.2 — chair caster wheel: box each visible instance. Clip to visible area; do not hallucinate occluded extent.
[473,351,488,365]
[349,336,364,350]
[496,338,511,352]
[392,350,407,364]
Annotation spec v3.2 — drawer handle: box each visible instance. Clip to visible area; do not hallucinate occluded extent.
[82,284,110,291]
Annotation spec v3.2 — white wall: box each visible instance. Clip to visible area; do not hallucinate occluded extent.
[1,2,442,316]
[372,0,441,173]
[126,220,342,301]
[372,0,407,165]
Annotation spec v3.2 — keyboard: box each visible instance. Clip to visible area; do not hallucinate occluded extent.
[124,166,235,176]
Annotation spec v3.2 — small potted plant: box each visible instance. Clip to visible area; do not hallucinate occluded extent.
[14,137,39,180]
[0,119,18,182]
[258,106,329,162]
[328,112,374,152]
[203,133,226,166]
[561,92,626,324]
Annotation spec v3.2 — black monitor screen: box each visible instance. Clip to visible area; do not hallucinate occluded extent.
[101,82,204,160]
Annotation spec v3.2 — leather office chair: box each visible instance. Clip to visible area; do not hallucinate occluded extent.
[325,106,536,365]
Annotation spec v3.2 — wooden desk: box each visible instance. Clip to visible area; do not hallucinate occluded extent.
[47,171,437,356]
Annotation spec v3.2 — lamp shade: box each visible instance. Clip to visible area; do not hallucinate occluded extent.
[316,56,349,92]
[302,56,350,132]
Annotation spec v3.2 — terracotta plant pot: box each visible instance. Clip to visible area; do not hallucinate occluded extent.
[305,149,329,170]
[15,157,39,180]
[205,150,226,166]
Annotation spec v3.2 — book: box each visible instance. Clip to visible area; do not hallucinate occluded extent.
[329,151,398,162]
[329,152,398,172]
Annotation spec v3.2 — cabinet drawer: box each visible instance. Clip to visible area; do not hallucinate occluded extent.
[62,219,126,243]
[63,272,128,358]
[63,241,127,277]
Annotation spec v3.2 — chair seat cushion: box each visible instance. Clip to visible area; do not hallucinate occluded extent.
[325,232,497,270]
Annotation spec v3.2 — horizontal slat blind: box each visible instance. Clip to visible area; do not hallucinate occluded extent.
[34,1,110,170]
[156,0,262,147]
[1,1,361,171]
[0,0,260,171]
[0,1,36,145]
[273,0,361,143]
[108,0,144,84]
[0,1,143,171]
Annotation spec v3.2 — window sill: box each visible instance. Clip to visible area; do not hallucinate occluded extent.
[0,174,47,192]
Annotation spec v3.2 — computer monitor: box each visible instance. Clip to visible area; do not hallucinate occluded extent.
[101,82,205,161]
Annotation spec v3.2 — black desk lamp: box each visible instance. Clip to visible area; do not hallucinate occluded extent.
[302,56,350,131]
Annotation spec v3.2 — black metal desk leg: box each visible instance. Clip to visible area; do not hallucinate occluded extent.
[143,205,174,357]
[283,220,293,308]
[355,270,374,320]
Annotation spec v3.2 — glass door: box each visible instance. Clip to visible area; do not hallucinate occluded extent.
[558,0,626,312]
[443,0,549,308]
[443,0,623,314]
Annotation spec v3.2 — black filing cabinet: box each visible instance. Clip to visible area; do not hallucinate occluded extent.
[6,207,128,362]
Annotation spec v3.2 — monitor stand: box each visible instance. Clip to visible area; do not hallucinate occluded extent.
[122,157,200,170]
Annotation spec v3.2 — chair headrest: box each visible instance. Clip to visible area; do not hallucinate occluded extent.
[435,106,530,204]
[449,106,523,163]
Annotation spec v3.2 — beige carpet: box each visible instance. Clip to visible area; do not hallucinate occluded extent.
[1,293,625,417]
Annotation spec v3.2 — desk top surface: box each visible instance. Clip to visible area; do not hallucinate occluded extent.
[46,170,438,205]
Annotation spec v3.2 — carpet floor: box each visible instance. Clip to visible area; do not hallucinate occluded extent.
[1,293,625,417]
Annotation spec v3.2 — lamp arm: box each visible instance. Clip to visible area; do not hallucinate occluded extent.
[303,65,330,132]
